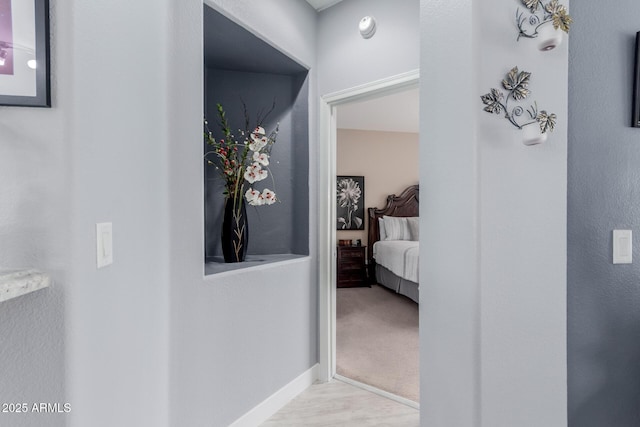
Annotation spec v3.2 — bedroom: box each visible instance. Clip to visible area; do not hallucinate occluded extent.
[335,86,420,403]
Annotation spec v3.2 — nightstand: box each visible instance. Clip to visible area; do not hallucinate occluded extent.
[336,246,367,288]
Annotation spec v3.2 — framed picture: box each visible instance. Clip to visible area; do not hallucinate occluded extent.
[0,0,50,107]
[337,175,365,230]
[633,31,640,127]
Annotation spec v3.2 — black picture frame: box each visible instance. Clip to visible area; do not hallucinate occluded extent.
[0,0,50,107]
[632,31,640,127]
[336,175,365,230]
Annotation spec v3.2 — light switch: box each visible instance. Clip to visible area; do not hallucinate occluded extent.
[96,222,113,268]
[613,230,632,264]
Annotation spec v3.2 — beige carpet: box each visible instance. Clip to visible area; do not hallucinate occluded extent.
[336,284,419,402]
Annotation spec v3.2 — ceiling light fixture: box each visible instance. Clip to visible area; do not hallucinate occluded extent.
[359,16,376,39]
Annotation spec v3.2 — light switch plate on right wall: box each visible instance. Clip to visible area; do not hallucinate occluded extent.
[613,230,632,264]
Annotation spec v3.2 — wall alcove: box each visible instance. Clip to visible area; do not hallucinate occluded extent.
[203,5,310,275]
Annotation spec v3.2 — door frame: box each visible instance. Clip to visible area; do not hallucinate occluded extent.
[317,69,420,382]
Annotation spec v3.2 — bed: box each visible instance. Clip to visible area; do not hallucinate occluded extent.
[367,185,419,303]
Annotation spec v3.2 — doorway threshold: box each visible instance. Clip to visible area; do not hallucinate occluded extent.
[334,374,419,410]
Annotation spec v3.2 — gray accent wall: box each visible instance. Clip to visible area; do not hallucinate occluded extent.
[568,1,640,425]
[203,5,309,262]
[203,5,310,261]
[204,67,309,258]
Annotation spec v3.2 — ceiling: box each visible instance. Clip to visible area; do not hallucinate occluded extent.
[337,87,420,133]
[305,0,344,11]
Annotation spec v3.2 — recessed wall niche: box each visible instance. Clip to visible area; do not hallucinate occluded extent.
[203,5,309,274]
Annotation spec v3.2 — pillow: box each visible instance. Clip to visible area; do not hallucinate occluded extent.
[406,217,419,241]
[382,216,411,241]
[378,218,387,241]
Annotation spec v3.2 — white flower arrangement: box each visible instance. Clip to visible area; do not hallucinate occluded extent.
[204,103,278,207]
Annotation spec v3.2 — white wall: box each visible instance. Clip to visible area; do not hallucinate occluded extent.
[0,0,69,424]
[318,0,420,95]
[419,1,480,424]
[0,0,317,425]
[477,1,568,425]
[1,0,172,426]
[420,0,567,426]
[65,0,171,425]
[168,1,319,425]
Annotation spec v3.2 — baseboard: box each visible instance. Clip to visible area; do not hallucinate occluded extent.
[334,374,420,410]
[229,363,319,427]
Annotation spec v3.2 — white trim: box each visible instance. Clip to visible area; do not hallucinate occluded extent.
[334,374,420,410]
[317,70,420,383]
[323,70,420,105]
[229,364,319,427]
[318,98,337,382]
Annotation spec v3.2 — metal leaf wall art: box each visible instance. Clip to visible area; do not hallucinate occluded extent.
[516,0,572,51]
[481,66,556,145]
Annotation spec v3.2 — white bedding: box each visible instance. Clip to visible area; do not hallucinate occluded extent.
[373,240,419,283]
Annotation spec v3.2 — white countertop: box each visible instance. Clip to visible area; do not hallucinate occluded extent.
[0,269,51,303]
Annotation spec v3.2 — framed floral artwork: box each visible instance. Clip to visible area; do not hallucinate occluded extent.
[337,175,364,230]
[0,0,50,107]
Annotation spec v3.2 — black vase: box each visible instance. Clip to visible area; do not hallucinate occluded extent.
[221,197,249,263]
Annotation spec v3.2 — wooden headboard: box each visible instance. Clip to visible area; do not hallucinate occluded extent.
[367,184,419,266]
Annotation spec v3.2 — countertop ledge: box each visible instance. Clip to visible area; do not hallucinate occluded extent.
[0,269,52,303]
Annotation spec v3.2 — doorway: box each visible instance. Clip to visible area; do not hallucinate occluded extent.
[318,70,420,407]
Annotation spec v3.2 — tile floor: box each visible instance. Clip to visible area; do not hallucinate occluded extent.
[260,380,420,426]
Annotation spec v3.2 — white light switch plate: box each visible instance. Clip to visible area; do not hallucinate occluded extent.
[96,222,113,268]
[613,230,632,264]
